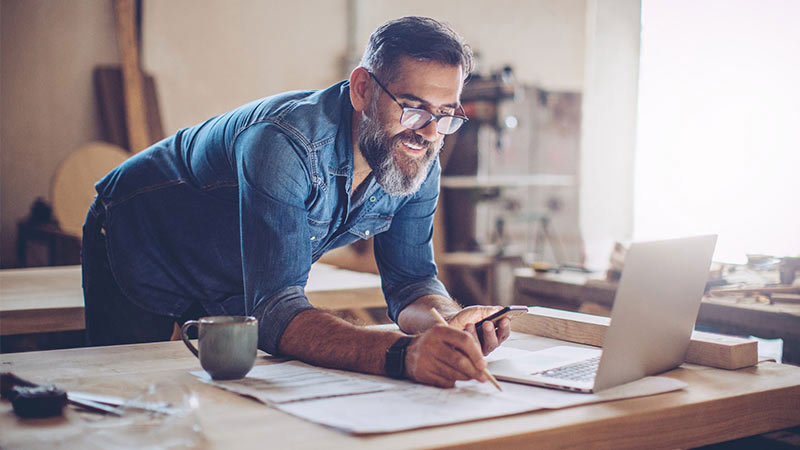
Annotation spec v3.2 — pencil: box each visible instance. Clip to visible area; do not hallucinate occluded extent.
[430,308,502,392]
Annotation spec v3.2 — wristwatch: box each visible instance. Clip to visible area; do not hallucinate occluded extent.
[385,336,413,379]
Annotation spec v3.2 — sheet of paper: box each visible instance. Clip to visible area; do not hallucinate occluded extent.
[194,357,686,434]
[277,380,539,434]
[192,361,396,404]
[275,376,686,434]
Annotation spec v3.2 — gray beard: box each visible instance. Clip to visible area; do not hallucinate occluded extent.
[357,104,443,197]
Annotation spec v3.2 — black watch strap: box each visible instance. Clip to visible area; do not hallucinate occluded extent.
[385,336,413,379]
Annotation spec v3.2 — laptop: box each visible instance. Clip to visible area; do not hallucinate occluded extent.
[490,234,718,393]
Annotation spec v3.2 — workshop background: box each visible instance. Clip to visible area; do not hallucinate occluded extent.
[2,0,798,280]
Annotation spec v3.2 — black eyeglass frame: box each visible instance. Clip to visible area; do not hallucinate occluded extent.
[367,71,469,135]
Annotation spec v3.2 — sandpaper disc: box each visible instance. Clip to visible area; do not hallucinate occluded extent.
[51,142,128,237]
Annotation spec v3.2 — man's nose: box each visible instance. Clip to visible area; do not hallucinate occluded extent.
[416,119,440,142]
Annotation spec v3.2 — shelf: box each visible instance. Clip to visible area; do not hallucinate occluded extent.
[440,174,574,189]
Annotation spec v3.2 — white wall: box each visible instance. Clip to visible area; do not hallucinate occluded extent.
[352,0,586,90]
[579,0,641,269]
[143,0,587,134]
[1,0,120,266]
[142,0,349,134]
[634,0,800,262]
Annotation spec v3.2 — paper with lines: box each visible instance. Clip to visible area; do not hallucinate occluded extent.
[193,354,686,434]
[193,361,395,404]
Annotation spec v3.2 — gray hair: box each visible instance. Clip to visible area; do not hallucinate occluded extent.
[360,16,473,84]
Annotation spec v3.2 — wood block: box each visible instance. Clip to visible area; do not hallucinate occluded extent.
[94,67,164,151]
[687,330,759,369]
[511,307,758,370]
[512,306,608,347]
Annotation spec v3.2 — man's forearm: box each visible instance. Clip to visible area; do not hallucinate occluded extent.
[278,308,404,375]
[277,298,505,388]
[396,294,462,334]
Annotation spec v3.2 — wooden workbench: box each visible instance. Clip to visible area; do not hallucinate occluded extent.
[0,264,386,337]
[1,337,798,449]
[513,268,800,364]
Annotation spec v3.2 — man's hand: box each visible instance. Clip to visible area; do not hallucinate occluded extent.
[447,306,511,356]
[404,324,488,388]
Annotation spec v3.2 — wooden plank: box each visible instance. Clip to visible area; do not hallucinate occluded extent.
[772,293,800,304]
[511,307,758,369]
[114,0,150,152]
[94,66,164,150]
[439,174,574,188]
[512,306,608,346]
[709,285,800,296]
[0,307,85,335]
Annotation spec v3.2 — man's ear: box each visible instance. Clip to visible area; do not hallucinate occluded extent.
[349,67,372,112]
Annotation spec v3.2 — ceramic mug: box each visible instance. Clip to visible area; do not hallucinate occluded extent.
[181,316,258,380]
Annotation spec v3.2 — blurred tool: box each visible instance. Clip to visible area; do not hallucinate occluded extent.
[9,385,67,418]
[1,372,121,417]
[779,257,800,285]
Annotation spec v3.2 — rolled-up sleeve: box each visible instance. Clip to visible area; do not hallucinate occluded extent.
[233,123,315,355]
[374,159,451,322]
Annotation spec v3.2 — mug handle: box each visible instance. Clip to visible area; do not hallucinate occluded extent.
[181,320,200,358]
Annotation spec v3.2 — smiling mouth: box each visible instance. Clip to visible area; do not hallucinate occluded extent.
[402,141,426,154]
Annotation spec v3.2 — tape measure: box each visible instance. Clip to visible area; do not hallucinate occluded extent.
[1,373,67,418]
[10,385,68,418]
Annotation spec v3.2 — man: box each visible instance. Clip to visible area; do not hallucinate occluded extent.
[82,16,510,388]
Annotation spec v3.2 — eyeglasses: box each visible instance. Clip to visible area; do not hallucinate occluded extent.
[367,71,468,135]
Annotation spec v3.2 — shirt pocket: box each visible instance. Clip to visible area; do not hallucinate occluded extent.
[307,217,331,244]
[349,213,393,240]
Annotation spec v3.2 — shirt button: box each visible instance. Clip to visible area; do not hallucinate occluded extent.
[310,236,316,241]
[369,196,376,202]
[364,230,370,236]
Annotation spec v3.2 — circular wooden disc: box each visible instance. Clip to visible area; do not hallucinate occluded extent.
[51,142,129,237]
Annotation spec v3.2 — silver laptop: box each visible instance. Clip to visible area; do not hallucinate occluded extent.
[490,234,717,393]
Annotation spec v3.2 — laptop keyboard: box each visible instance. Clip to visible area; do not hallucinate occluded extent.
[533,356,601,382]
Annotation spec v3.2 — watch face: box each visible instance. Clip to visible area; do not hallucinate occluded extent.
[385,336,412,379]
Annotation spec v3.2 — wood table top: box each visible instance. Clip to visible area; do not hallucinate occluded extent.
[0,264,385,336]
[1,339,798,449]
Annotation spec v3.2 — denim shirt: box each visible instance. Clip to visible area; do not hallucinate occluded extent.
[94,81,450,355]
